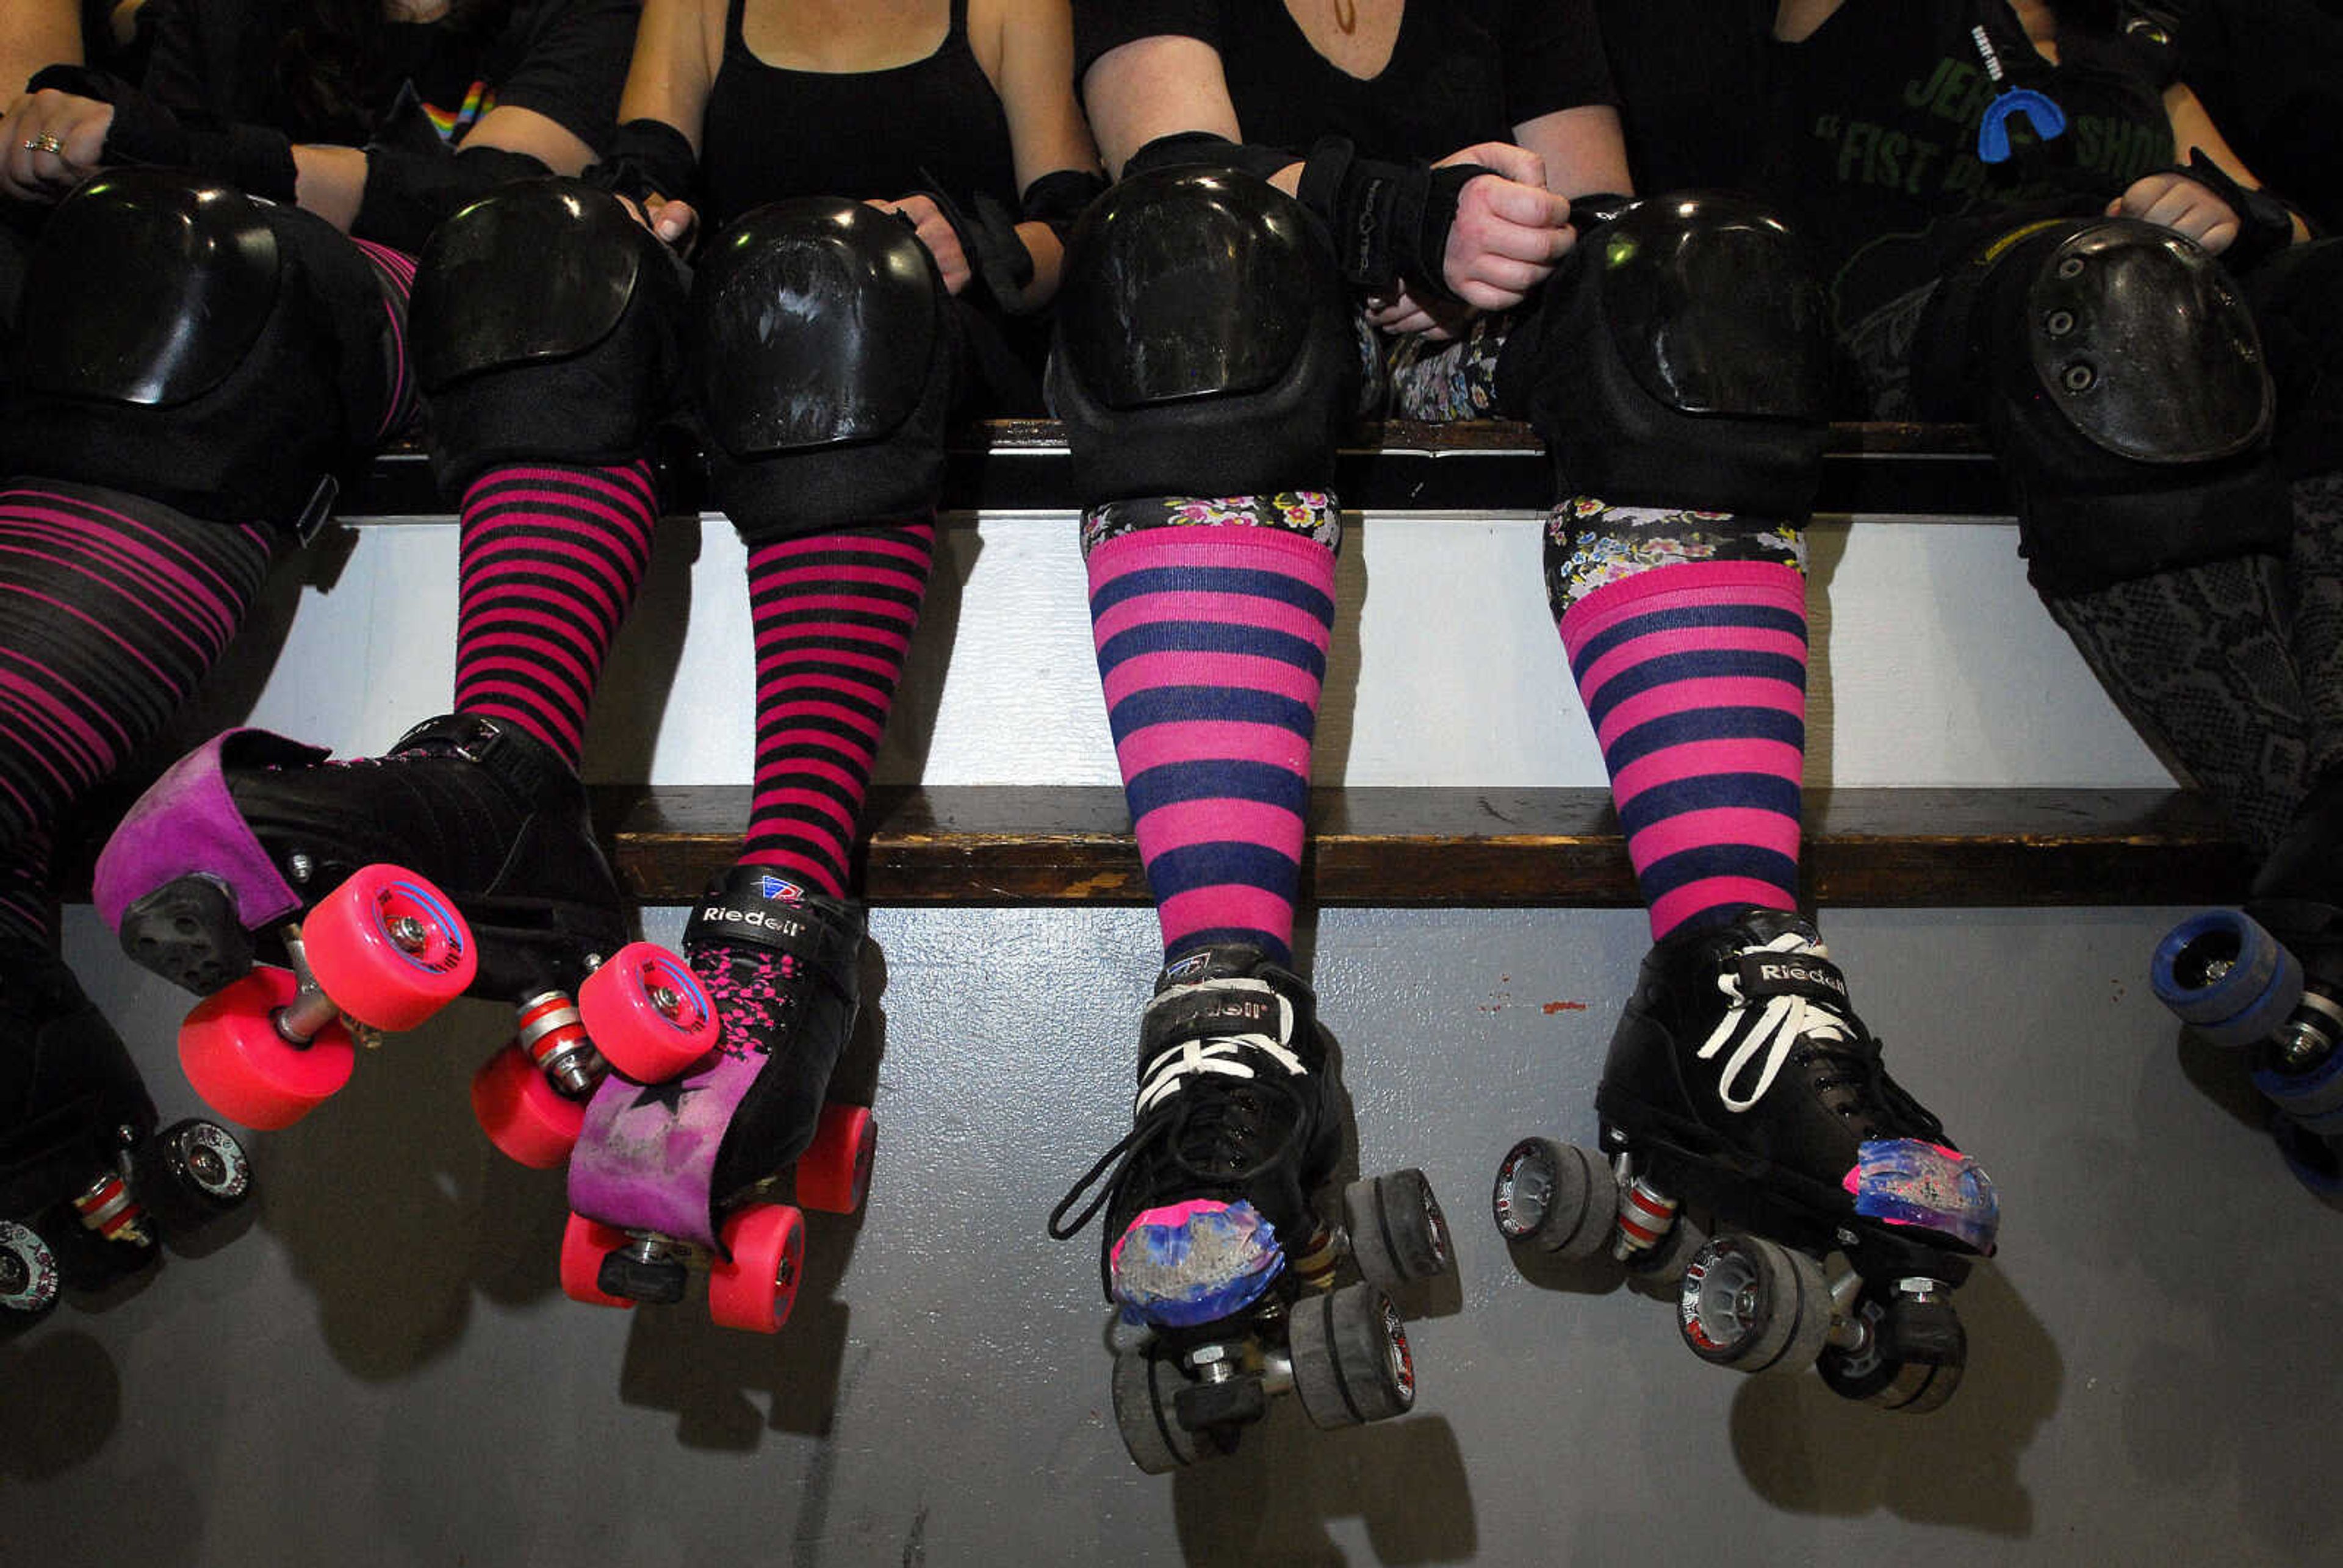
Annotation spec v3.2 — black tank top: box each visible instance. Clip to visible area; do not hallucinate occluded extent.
[698,0,1023,233]
[1759,1,2175,326]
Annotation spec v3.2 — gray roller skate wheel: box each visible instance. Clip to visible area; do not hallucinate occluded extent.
[1491,1137,1617,1260]
[1818,1292,1968,1414]
[1289,1282,1417,1429]
[1344,1168,1454,1287]
[1676,1234,1833,1375]
[1110,1347,1209,1474]
[1,1218,60,1319]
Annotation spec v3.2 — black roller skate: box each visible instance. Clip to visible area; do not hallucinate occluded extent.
[560,867,876,1334]
[2151,778,2343,1196]
[91,714,713,1155]
[1493,908,1996,1414]
[3,938,253,1324]
[1051,945,1456,1472]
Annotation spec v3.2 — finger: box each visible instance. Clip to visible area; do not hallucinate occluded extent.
[1469,176,1572,231]
[2198,218,2239,254]
[1452,141,1544,189]
[1472,213,1575,267]
[1455,251,1554,297]
[1453,276,1532,312]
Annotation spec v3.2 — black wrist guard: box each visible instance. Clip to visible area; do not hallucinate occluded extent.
[1020,168,1107,242]
[1294,136,1485,301]
[351,142,551,254]
[2181,148,2305,273]
[36,63,298,201]
[915,180,1036,312]
[1123,131,1297,185]
[583,118,699,207]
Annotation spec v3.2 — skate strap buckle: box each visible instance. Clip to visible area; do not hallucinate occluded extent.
[1731,952,1849,1010]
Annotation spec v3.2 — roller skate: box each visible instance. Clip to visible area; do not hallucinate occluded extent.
[557,867,876,1334]
[91,714,714,1159]
[1049,946,1456,1473]
[3,938,252,1324]
[1493,909,1996,1414]
[2151,779,2343,1196]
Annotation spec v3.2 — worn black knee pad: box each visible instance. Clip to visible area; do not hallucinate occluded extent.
[689,198,958,541]
[1495,192,1832,517]
[0,170,397,530]
[411,179,689,493]
[1045,169,1353,502]
[1924,217,2284,594]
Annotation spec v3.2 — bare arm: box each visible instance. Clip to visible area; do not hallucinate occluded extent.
[985,0,1101,307]
[1515,104,1634,200]
[1,0,80,96]
[2105,80,2312,252]
[1774,0,1843,44]
[618,0,720,154]
[1082,34,1294,185]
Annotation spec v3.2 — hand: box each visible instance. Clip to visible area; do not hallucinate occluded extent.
[2106,172,2241,254]
[867,193,970,294]
[644,193,698,251]
[1366,282,1478,342]
[0,90,114,203]
[1434,142,1576,311]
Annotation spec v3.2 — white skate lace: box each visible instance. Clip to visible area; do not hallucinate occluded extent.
[1697,930,1857,1113]
[1132,978,1305,1115]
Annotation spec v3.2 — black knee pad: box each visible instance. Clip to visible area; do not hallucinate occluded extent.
[689,198,959,540]
[1045,169,1353,502]
[1936,218,2284,594]
[411,179,688,492]
[0,169,398,530]
[1495,192,1832,517]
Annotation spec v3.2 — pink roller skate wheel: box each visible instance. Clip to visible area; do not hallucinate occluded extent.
[559,1214,636,1309]
[471,1043,585,1169]
[796,1104,876,1215]
[708,1204,805,1334]
[303,865,477,1031]
[179,966,356,1129]
[580,943,719,1082]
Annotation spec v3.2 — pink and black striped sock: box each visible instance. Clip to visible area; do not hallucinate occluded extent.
[735,520,937,897]
[0,827,54,949]
[348,239,422,441]
[450,459,660,768]
[0,483,276,938]
[1087,522,1337,967]
[1560,559,1809,941]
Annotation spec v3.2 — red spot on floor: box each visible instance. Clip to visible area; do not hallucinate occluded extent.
[1542,1001,1587,1014]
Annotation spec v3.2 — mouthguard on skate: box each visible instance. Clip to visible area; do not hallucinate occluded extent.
[1109,1198,1285,1327]
[1844,1139,1999,1253]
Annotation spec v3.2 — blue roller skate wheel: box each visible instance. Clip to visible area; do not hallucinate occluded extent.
[2151,909,2304,1048]
[2269,1116,2343,1199]
[2252,1041,2343,1137]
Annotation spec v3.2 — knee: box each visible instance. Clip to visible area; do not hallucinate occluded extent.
[1045,168,1352,500]
[1959,218,2282,593]
[0,168,394,529]
[412,178,688,490]
[1497,191,1833,516]
[689,196,959,539]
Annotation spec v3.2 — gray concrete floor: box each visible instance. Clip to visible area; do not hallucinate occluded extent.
[9,902,2339,1566]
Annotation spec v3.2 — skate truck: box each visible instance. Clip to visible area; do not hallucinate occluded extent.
[1493,912,1998,1414]
[4,948,253,1323]
[1052,946,1461,1471]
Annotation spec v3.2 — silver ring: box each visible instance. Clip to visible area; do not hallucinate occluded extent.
[22,134,66,156]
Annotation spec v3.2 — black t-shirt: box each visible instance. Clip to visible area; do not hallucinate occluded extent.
[137,0,635,153]
[1595,0,1773,193]
[1758,0,2175,328]
[1074,0,1616,160]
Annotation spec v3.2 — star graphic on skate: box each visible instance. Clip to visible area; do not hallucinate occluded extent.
[631,1076,702,1115]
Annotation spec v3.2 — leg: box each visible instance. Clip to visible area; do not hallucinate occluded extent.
[564,199,956,1320]
[1494,195,1995,1404]
[1048,171,1448,1464]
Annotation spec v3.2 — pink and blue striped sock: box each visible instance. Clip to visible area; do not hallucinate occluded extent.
[1560,559,1809,940]
[1087,523,1337,966]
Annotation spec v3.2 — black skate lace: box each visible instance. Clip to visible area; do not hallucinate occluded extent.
[1046,1050,1308,1244]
